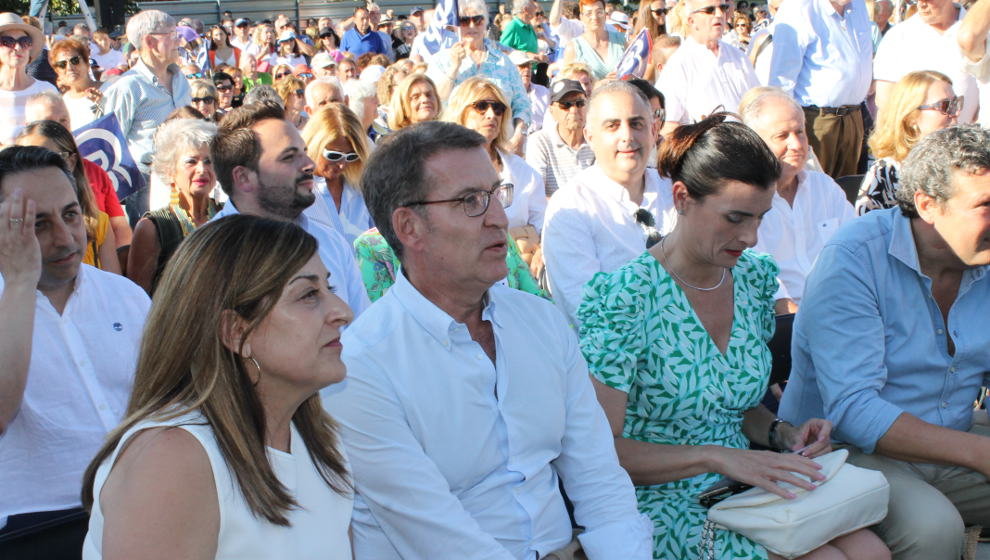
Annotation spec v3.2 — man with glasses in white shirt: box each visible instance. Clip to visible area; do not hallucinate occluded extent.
[655,0,759,135]
[0,147,150,558]
[324,121,652,560]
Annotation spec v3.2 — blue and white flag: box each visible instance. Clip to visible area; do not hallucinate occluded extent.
[75,114,145,201]
[420,0,460,56]
[615,28,651,80]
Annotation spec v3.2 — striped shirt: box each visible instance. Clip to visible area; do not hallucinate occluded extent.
[102,60,191,173]
[0,79,59,146]
[524,123,595,197]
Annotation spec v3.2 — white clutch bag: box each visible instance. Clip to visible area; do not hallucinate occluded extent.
[702,449,890,559]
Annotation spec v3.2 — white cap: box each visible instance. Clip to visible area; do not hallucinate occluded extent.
[608,11,630,29]
[311,52,337,69]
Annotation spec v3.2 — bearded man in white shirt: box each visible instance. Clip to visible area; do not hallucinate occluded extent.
[324,120,653,560]
[655,0,759,136]
[0,147,150,555]
[741,87,855,305]
[542,80,677,325]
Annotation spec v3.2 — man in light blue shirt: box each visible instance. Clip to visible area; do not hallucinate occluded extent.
[779,125,990,560]
[768,0,873,178]
[208,103,369,316]
[324,121,652,559]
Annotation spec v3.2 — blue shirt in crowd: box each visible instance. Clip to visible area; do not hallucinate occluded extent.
[779,207,990,454]
[340,27,387,56]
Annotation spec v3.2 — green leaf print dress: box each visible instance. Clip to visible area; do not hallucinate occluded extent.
[577,250,779,560]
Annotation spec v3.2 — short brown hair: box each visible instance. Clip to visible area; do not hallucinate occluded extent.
[49,38,91,67]
[211,103,285,195]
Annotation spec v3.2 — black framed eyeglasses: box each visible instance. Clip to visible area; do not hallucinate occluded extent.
[54,55,83,69]
[404,183,514,217]
[191,96,216,104]
[917,95,963,116]
[458,15,486,26]
[635,208,662,249]
[0,35,34,49]
[692,3,730,15]
[557,99,586,110]
[651,8,669,15]
[470,99,507,116]
[323,149,360,162]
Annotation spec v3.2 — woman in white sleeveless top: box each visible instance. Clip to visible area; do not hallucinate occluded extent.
[80,215,355,560]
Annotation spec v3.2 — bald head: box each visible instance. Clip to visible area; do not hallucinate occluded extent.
[305,79,343,115]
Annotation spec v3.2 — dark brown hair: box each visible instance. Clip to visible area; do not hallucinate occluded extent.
[210,102,285,194]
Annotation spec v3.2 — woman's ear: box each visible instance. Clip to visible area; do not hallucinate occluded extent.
[671,180,691,213]
[218,309,251,358]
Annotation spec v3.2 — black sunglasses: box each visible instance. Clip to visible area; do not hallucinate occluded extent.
[692,3,730,14]
[191,96,216,104]
[634,208,662,249]
[276,71,292,79]
[557,99,586,110]
[0,35,33,49]
[471,99,506,116]
[458,15,486,26]
[651,7,669,15]
[323,149,360,162]
[53,55,83,69]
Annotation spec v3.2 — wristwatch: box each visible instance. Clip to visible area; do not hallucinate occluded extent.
[768,418,790,452]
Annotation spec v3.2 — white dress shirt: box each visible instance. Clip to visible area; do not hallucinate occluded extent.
[542,165,677,325]
[499,149,548,233]
[655,36,759,124]
[528,83,550,134]
[323,273,653,560]
[0,266,150,522]
[753,170,855,303]
[873,7,978,123]
[768,0,873,107]
[212,200,370,316]
[305,176,375,246]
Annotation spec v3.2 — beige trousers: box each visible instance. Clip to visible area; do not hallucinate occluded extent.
[846,423,990,560]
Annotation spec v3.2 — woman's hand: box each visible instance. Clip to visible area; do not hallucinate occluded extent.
[779,418,832,458]
[711,446,825,500]
[85,86,104,104]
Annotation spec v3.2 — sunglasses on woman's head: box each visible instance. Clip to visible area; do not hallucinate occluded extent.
[54,55,83,69]
[0,35,33,49]
[191,96,216,104]
[917,95,963,116]
[458,15,486,26]
[651,8,669,15]
[323,149,360,162]
[471,99,506,116]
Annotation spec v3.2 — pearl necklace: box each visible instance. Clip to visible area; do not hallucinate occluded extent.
[660,236,727,292]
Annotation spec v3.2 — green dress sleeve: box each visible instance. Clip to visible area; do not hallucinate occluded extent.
[504,233,548,299]
[353,229,400,302]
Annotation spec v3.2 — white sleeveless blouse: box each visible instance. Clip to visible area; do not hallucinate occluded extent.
[82,411,353,559]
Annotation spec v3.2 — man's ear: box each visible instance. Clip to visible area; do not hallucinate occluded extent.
[218,309,251,358]
[914,190,942,225]
[392,207,428,254]
[231,165,257,194]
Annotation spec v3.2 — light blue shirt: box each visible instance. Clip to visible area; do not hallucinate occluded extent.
[102,60,191,173]
[212,200,369,316]
[768,0,873,107]
[778,208,990,454]
[304,176,375,246]
[427,38,532,123]
[324,272,653,559]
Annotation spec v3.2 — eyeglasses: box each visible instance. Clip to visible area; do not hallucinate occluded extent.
[53,55,83,69]
[275,71,292,79]
[293,88,304,96]
[651,8,669,15]
[557,99,586,110]
[186,72,203,79]
[215,84,233,91]
[458,15,486,26]
[634,208,662,248]
[0,35,34,49]
[298,72,313,79]
[917,95,963,116]
[191,96,216,104]
[692,3,730,14]
[535,11,545,16]
[404,183,513,217]
[323,149,360,162]
[470,99,507,116]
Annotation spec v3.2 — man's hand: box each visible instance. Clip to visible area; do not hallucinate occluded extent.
[779,418,833,458]
[0,189,41,289]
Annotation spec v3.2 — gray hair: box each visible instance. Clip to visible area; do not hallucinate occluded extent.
[897,124,990,216]
[242,85,283,107]
[152,118,218,182]
[459,0,489,22]
[361,121,486,260]
[512,0,534,14]
[344,79,377,116]
[305,78,343,108]
[25,90,65,109]
[738,86,803,127]
[127,10,176,51]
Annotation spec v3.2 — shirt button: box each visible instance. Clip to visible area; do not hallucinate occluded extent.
[941,401,949,408]
[936,328,944,335]
[950,366,957,373]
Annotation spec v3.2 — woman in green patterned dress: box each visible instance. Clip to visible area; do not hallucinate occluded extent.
[577,115,889,560]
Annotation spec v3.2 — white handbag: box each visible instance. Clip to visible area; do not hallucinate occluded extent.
[701,449,890,559]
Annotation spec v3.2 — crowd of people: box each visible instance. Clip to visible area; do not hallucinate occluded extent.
[1,0,990,558]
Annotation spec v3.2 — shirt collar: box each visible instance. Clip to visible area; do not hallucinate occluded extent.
[132,58,182,87]
[391,271,497,347]
[589,164,651,211]
[887,209,923,274]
